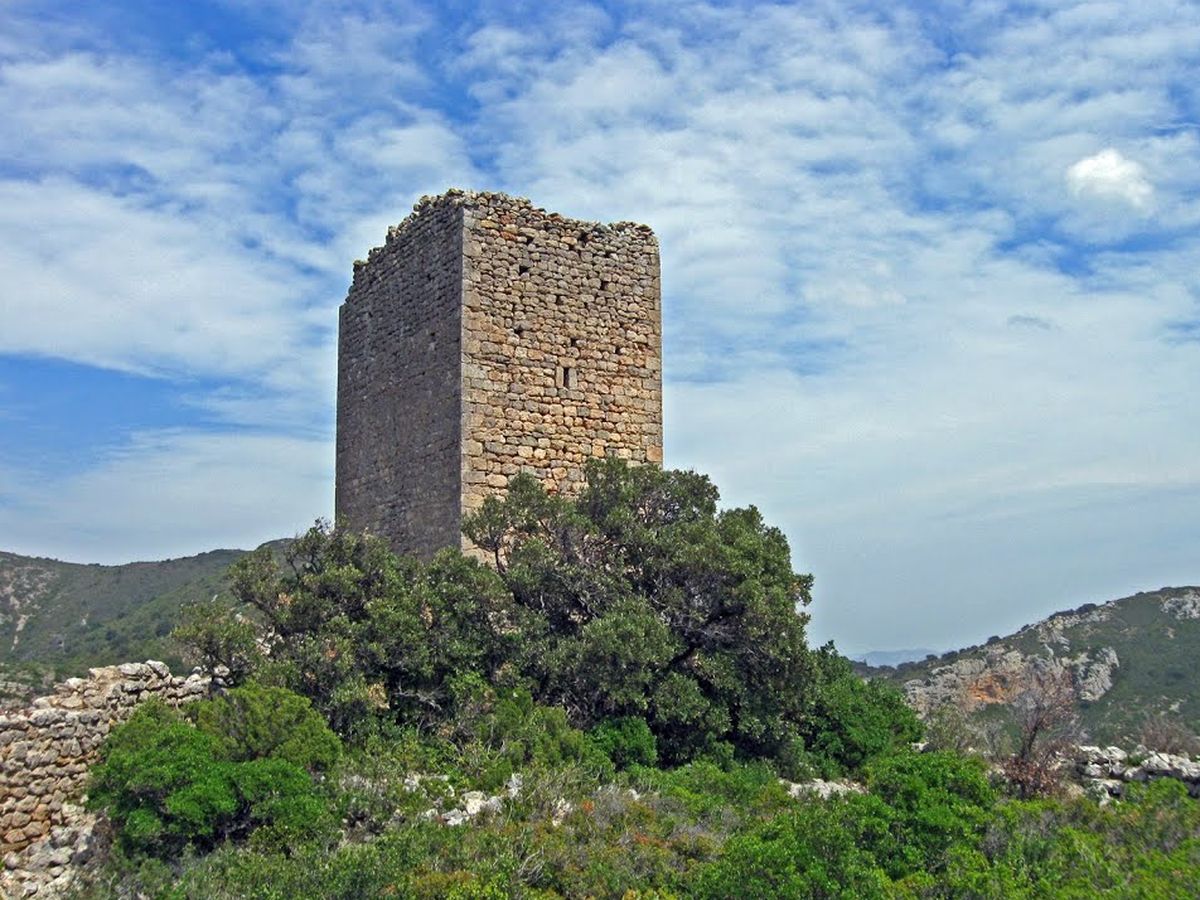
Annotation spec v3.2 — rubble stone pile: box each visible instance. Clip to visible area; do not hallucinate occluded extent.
[1074,744,1200,803]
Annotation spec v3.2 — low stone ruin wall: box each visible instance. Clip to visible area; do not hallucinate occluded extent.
[1074,744,1200,802]
[1,661,210,897]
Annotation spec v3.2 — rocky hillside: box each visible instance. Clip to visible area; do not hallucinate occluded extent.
[0,548,245,704]
[869,586,1200,745]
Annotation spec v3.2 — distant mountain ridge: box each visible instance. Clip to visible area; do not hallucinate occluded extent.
[853,648,938,668]
[4,541,1196,747]
[866,586,1200,745]
[0,547,246,703]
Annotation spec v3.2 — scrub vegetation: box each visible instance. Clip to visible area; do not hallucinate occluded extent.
[67,462,1200,898]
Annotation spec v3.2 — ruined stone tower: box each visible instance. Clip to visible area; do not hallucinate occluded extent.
[335,189,663,558]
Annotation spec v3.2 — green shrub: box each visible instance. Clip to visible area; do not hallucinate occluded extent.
[211,462,830,776]
[802,644,923,777]
[863,750,995,878]
[88,700,239,858]
[589,717,658,769]
[687,750,995,897]
[190,682,341,772]
[463,460,819,768]
[690,795,893,898]
[230,757,336,850]
[173,598,262,686]
[939,778,1200,895]
[448,675,613,789]
[636,759,790,822]
[89,698,334,860]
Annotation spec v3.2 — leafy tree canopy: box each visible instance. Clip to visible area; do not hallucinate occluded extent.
[184,459,914,775]
[464,460,817,765]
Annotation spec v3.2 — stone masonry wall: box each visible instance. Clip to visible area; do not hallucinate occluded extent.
[459,192,662,516]
[336,197,465,559]
[0,662,210,897]
[335,189,663,558]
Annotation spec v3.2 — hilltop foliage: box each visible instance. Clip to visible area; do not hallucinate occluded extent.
[70,462,1200,897]
[201,459,914,778]
[0,548,244,698]
[872,586,1200,745]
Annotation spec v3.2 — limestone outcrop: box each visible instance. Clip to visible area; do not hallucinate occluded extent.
[902,646,1119,717]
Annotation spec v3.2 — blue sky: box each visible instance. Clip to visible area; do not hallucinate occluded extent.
[1,0,1198,654]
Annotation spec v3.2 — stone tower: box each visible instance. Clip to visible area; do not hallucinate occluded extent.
[335,189,663,558]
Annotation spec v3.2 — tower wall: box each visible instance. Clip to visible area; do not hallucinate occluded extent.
[335,200,464,558]
[459,193,662,517]
[336,190,662,558]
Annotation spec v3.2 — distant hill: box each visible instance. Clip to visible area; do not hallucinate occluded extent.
[853,648,938,668]
[0,548,248,704]
[865,586,1200,745]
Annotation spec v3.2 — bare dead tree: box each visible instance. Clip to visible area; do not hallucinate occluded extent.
[1002,666,1079,799]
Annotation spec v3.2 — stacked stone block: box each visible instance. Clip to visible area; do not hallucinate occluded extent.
[0,662,210,896]
[337,189,663,558]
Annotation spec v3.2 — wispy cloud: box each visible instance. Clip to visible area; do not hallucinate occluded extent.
[0,429,332,562]
[0,0,1197,649]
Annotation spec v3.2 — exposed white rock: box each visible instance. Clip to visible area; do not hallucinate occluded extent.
[460,791,502,818]
[1163,589,1200,620]
[1073,743,1200,802]
[1070,647,1119,702]
[550,798,573,826]
[780,778,866,800]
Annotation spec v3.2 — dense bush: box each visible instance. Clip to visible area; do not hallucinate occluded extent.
[217,528,516,738]
[940,778,1200,895]
[862,750,994,878]
[444,675,614,789]
[190,683,341,772]
[692,796,895,898]
[464,461,818,768]
[589,716,658,769]
[690,751,996,896]
[180,460,865,775]
[88,691,338,860]
[800,645,923,776]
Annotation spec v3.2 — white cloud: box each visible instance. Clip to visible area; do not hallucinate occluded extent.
[457,1,1200,647]
[1,0,1198,651]
[0,177,321,382]
[0,430,332,563]
[1066,148,1155,210]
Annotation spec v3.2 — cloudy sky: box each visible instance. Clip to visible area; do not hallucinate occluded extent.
[1,0,1197,654]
